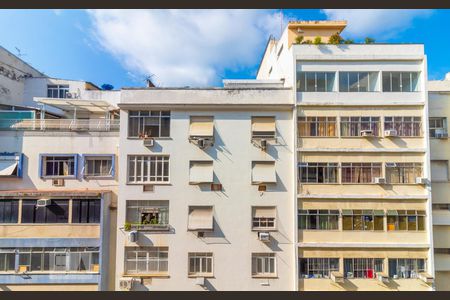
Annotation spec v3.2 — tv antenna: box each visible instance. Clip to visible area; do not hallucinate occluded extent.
[15,47,27,58]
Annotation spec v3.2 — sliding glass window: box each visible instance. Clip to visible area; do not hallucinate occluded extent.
[339,72,378,92]
[297,72,335,92]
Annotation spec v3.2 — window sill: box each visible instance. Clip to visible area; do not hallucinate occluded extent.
[83,176,114,180]
[122,273,170,278]
[252,275,278,279]
[0,271,100,275]
[298,182,339,185]
[42,176,77,179]
[127,137,172,141]
[7,223,99,226]
[127,182,172,186]
[188,275,214,278]
[252,228,278,232]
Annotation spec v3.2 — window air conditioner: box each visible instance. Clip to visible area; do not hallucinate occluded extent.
[377,272,389,283]
[258,232,270,242]
[195,277,205,286]
[384,130,398,137]
[418,272,434,284]
[52,179,65,187]
[260,139,268,151]
[360,130,374,137]
[128,230,138,243]
[143,138,154,147]
[197,138,206,149]
[416,177,427,185]
[36,199,51,207]
[119,277,134,291]
[374,177,386,184]
[330,272,344,283]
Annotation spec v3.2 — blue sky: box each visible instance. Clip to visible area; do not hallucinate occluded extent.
[0,9,449,88]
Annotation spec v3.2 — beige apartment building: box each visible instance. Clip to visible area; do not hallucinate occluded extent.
[258,21,435,291]
[428,74,450,290]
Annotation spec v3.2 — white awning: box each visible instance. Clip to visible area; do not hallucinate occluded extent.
[252,161,276,184]
[252,117,275,132]
[188,206,214,231]
[253,207,276,218]
[189,161,214,184]
[36,98,117,113]
[190,116,214,137]
[0,161,18,176]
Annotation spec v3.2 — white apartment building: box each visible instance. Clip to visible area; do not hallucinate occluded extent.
[115,86,297,290]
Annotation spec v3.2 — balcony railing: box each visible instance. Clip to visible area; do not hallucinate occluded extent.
[0,119,120,132]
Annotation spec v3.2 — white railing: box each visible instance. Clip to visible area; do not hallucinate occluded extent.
[0,119,120,132]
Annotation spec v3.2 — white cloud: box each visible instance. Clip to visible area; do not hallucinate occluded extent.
[322,9,433,39]
[87,9,280,87]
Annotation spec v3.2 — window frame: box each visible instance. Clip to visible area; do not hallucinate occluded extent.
[127,110,171,138]
[39,154,78,179]
[385,162,423,184]
[0,153,23,178]
[71,199,101,224]
[338,72,378,92]
[81,154,115,179]
[296,71,336,92]
[0,199,19,224]
[298,116,337,137]
[298,162,339,184]
[251,253,277,278]
[382,72,420,92]
[429,117,447,138]
[341,163,382,184]
[47,84,69,99]
[386,210,426,231]
[384,116,422,137]
[342,209,385,231]
[21,199,69,224]
[188,252,213,277]
[125,246,169,275]
[388,258,426,279]
[344,258,384,279]
[299,258,340,279]
[125,200,170,230]
[127,155,170,184]
[298,209,340,230]
[340,116,381,137]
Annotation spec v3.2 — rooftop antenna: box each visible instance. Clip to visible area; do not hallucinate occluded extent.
[14,47,27,58]
[145,73,156,88]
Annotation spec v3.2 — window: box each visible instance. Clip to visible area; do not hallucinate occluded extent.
[384,117,421,137]
[298,117,337,137]
[188,206,214,231]
[41,155,77,178]
[252,253,276,277]
[386,163,423,184]
[340,117,380,136]
[298,163,338,183]
[339,72,378,92]
[125,247,168,275]
[298,210,339,230]
[429,117,447,138]
[128,111,170,138]
[252,206,276,231]
[126,200,169,229]
[342,210,384,231]
[433,204,450,210]
[382,72,420,92]
[47,85,69,98]
[387,210,426,231]
[431,160,448,181]
[299,258,339,279]
[189,116,214,138]
[252,161,276,184]
[341,163,382,183]
[0,249,15,272]
[83,155,113,178]
[189,161,214,184]
[344,258,383,278]
[21,199,69,223]
[0,200,19,223]
[251,116,276,139]
[0,153,22,177]
[188,252,213,277]
[72,199,101,223]
[127,155,169,184]
[388,259,425,279]
[297,72,335,92]
[16,247,99,273]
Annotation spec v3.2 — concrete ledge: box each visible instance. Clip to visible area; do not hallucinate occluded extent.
[298,242,430,248]
[0,238,100,247]
[298,194,428,200]
[298,148,426,153]
[0,273,100,285]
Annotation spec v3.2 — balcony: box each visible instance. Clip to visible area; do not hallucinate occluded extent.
[0,119,120,132]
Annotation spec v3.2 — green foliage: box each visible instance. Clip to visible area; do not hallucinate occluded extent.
[344,39,354,44]
[302,40,312,44]
[329,32,343,45]
[124,222,131,231]
[365,37,375,44]
[313,36,323,45]
[295,35,304,44]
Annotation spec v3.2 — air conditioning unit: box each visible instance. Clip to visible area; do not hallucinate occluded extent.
[374,177,386,184]
[384,129,398,137]
[143,138,154,147]
[377,272,389,283]
[258,231,270,242]
[52,179,65,187]
[119,277,134,291]
[330,271,344,283]
[361,130,374,137]
[418,272,434,284]
[197,138,206,149]
[416,177,427,185]
[260,139,268,151]
[66,92,78,99]
[195,277,205,286]
[36,199,51,207]
[128,230,138,243]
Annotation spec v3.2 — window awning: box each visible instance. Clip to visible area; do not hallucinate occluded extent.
[188,206,214,231]
[36,98,118,113]
[0,161,18,176]
[189,161,214,184]
[190,116,214,137]
[253,207,276,218]
[252,161,276,184]
[252,117,275,133]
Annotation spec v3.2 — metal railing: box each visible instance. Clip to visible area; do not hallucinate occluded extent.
[0,119,120,132]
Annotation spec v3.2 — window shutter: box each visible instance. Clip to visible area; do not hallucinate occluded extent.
[431,160,448,181]
[252,117,276,133]
[252,161,276,184]
[189,161,214,184]
[253,207,276,218]
[188,206,214,231]
[189,116,214,137]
